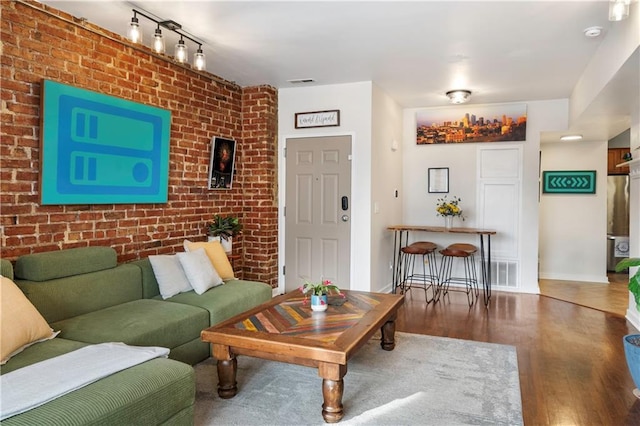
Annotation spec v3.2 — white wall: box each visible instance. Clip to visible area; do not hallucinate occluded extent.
[625,112,640,329]
[522,100,570,291]
[371,84,403,292]
[539,140,608,283]
[571,2,639,124]
[278,82,374,292]
[277,87,625,294]
[402,100,568,293]
[564,2,639,322]
[626,154,640,330]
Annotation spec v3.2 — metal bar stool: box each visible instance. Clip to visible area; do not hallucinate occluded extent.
[399,241,439,303]
[438,243,478,306]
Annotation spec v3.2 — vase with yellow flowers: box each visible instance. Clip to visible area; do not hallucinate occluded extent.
[435,195,464,229]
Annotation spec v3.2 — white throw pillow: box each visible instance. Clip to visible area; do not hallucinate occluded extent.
[176,248,223,295]
[148,255,193,299]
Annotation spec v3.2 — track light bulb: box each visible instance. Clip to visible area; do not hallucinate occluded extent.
[194,47,206,70]
[175,38,188,63]
[152,27,165,54]
[128,15,142,43]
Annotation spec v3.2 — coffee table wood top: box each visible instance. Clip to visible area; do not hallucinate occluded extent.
[201,290,404,366]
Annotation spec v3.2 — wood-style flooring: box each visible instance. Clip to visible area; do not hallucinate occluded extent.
[539,272,630,317]
[395,284,640,425]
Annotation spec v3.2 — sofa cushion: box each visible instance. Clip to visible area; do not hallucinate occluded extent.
[51,299,209,353]
[0,357,194,426]
[129,258,163,299]
[1,276,58,365]
[0,338,87,375]
[184,240,235,280]
[149,254,193,299]
[15,264,143,324]
[162,279,272,325]
[14,247,117,282]
[1,258,14,280]
[177,248,223,294]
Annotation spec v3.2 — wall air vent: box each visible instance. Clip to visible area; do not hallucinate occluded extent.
[287,78,315,84]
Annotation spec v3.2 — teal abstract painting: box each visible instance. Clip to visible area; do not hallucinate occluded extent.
[40,80,171,204]
[542,170,596,194]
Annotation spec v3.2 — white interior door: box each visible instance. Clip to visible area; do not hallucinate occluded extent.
[285,136,352,292]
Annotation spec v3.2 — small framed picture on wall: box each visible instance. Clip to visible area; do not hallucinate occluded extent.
[208,137,236,189]
[428,167,449,193]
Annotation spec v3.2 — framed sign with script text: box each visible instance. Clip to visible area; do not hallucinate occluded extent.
[295,110,340,129]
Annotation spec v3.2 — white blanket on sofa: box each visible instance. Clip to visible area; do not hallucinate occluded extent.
[0,342,169,421]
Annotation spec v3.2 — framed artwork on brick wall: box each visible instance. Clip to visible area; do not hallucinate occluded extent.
[40,79,171,204]
[208,137,236,189]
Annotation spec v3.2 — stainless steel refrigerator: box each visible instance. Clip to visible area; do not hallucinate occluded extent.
[607,175,630,271]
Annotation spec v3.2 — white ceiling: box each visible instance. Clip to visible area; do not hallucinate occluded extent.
[40,0,638,143]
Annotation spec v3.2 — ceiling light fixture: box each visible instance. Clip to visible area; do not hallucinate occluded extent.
[560,135,583,141]
[609,0,631,21]
[446,90,472,104]
[127,9,206,70]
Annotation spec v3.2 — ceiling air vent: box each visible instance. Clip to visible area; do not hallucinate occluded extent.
[287,78,315,84]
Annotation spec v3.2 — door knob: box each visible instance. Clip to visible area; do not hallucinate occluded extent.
[341,215,349,222]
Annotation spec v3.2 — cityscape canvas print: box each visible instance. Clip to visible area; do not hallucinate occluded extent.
[416,104,527,144]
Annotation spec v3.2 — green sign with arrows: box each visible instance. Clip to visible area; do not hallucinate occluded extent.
[542,170,596,194]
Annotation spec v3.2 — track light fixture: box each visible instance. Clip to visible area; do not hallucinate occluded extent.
[127,9,206,70]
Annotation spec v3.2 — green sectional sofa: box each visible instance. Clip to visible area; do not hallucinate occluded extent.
[1,246,273,425]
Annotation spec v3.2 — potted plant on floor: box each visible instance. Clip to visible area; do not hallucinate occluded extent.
[208,215,242,254]
[616,257,640,398]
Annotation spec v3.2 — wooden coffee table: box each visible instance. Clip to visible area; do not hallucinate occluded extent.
[201,289,404,423]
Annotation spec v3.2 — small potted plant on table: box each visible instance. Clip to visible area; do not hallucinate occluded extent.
[616,257,640,398]
[299,279,345,312]
[208,215,242,254]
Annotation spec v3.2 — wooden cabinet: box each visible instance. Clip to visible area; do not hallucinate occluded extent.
[608,148,630,175]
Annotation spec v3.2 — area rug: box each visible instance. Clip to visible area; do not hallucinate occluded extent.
[193,332,523,425]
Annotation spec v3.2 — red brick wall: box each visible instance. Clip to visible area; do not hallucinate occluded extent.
[241,87,279,284]
[0,0,279,287]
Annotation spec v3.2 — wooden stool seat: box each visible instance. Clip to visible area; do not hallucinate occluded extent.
[401,241,437,255]
[446,243,477,254]
[438,242,479,306]
[398,241,439,303]
[439,248,472,258]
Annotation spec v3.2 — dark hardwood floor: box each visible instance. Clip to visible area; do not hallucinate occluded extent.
[395,289,640,425]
